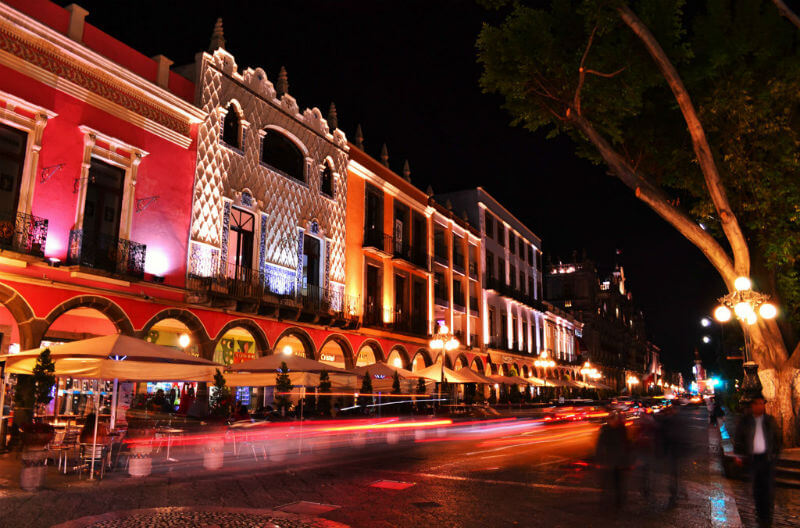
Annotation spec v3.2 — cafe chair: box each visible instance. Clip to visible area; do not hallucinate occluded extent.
[77,443,107,480]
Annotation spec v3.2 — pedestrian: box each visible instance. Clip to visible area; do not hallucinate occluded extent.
[712,399,725,428]
[734,393,781,528]
[595,410,631,509]
[657,403,686,508]
[632,408,657,499]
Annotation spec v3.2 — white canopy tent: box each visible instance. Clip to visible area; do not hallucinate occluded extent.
[224,353,357,388]
[351,361,418,392]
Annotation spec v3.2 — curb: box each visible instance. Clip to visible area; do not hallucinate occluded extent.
[50,506,350,528]
[708,424,743,527]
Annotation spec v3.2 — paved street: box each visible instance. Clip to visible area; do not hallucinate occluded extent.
[0,408,751,528]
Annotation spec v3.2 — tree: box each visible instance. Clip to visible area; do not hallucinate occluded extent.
[209,369,233,418]
[417,376,427,395]
[391,370,401,394]
[478,0,800,445]
[358,371,373,411]
[275,361,293,416]
[32,348,55,417]
[317,369,332,417]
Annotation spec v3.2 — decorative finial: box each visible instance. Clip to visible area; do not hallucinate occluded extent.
[355,124,364,149]
[445,199,453,210]
[276,66,289,98]
[402,160,411,182]
[327,103,338,131]
[426,185,434,196]
[209,18,225,52]
[380,143,389,167]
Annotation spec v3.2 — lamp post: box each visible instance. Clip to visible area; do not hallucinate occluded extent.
[626,375,639,395]
[712,276,777,396]
[429,324,459,410]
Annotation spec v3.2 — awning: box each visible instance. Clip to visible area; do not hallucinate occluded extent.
[489,375,530,386]
[223,371,356,388]
[227,353,352,374]
[414,363,473,383]
[1,335,221,382]
[455,368,495,384]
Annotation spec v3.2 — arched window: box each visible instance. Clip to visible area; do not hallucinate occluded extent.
[320,161,334,197]
[261,129,304,182]
[221,103,242,149]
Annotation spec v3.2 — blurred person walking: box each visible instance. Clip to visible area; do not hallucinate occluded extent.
[632,408,657,499]
[595,410,631,509]
[734,393,781,528]
[657,404,686,508]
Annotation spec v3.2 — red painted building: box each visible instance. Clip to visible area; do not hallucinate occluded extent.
[0,2,586,404]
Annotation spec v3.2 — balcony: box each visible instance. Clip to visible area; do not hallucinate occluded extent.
[67,229,145,278]
[187,258,359,326]
[433,286,449,307]
[452,290,465,312]
[0,211,48,258]
[390,309,426,336]
[469,296,479,316]
[391,236,428,270]
[485,275,542,310]
[363,229,391,254]
[433,242,448,266]
[468,261,478,280]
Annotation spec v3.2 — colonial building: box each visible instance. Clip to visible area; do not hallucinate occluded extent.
[0,1,594,398]
[437,188,583,380]
[545,254,654,391]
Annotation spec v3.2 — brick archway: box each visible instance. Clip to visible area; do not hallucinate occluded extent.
[273,326,316,360]
[139,308,212,359]
[318,334,355,369]
[355,339,385,366]
[40,295,135,347]
[0,283,37,350]
[211,319,270,358]
[386,344,410,369]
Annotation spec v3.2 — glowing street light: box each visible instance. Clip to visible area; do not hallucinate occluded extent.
[178,333,191,349]
[282,345,293,356]
[429,323,459,407]
[712,276,778,395]
[700,317,712,327]
[702,335,711,344]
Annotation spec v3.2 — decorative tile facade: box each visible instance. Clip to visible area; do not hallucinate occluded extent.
[189,49,348,287]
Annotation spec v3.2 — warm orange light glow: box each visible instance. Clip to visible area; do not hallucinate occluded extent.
[321,419,452,433]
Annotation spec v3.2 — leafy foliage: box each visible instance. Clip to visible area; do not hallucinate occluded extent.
[275,361,293,414]
[477,0,800,338]
[358,372,373,410]
[209,368,233,418]
[391,370,401,394]
[317,369,332,416]
[417,376,427,394]
[32,349,56,410]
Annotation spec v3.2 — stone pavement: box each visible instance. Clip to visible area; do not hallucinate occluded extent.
[719,411,800,528]
[51,506,349,528]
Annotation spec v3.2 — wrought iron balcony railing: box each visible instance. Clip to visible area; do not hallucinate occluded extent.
[0,211,48,257]
[67,229,145,278]
[363,229,391,253]
[390,235,428,270]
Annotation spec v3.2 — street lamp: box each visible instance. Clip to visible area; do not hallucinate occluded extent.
[178,333,190,349]
[429,324,459,407]
[700,317,712,328]
[534,351,556,379]
[702,335,711,344]
[282,345,293,356]
[713,276,777,396]
[626,375,639,395]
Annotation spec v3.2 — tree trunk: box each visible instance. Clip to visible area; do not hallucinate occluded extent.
[758,366,800,448]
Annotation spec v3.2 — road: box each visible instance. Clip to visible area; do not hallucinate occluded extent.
[0,407,739,527]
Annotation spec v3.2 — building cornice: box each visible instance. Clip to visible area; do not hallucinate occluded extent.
[0,3,205,148]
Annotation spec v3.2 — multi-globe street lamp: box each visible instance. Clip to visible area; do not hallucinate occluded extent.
[626,375,640,395]
[534,350,556,381]
[429,324,459,406]
[712,276,777,394]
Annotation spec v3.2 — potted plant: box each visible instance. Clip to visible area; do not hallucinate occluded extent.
[203,369,231,470]
[18,349,56,491]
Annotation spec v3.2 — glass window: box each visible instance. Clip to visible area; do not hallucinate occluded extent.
[261,129,305,182]
[498,224,505,247]
[0,123,27,215]
[510,232,516,255]
[222,103,241,149]
[485,212,494,239]
[499,258,506,284]
[485,250,495,279]
[320,161,334,197]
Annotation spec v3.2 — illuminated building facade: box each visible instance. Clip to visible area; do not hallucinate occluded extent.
[546,255,653,390]
[0,1,587,391]
[437,188,582,379]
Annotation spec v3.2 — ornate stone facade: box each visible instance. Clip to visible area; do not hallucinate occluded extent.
[188,49,348,289]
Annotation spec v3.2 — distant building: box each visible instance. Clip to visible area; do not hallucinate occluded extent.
[545,254,655,392]
[436,188,583,382]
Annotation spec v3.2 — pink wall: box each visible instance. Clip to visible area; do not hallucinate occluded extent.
[0,63,197,287]
[4,0,195,102]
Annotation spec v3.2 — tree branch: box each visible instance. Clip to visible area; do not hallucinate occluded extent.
[567,111,739,287]
[574,25,598,115]
[583,67,626,78]
[617,4,751,281]
[771,0,800,30]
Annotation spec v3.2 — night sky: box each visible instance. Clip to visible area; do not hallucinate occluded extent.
[52,0,727,378]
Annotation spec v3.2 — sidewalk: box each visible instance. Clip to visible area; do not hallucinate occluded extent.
[719,411,800,528]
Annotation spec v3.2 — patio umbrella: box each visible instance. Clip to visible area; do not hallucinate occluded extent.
[225,353,356,388]
[456,368,495,385]
[489,375,530,386]
[2,334,220,381]
[413,363,473,383]
[351,361,418,392]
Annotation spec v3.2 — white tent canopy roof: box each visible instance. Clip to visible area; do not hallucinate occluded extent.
[0,334,220,382]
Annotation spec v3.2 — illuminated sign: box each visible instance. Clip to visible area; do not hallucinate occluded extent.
[320,354,337,362]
